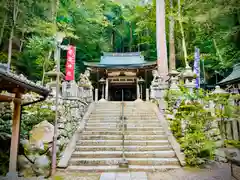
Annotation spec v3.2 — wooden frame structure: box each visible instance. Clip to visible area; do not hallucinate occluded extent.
[84,52,156,101]
[0,64,50,175]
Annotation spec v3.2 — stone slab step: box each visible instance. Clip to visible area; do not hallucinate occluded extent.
[79,135,168,140]
[71,151,175,158]
[82,131,122,135]
[100,172,147,180]
[82,131,166,135]
[89,115,156,118]
[86,123,161,127]
[87,120,121,123]
[76,140,169,146]
[67,165,180,172]
[85,127,164,131]
[75,145,173,151]
[80,135,122,140]
[69,157,179,166]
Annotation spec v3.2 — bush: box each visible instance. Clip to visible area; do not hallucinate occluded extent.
[21,101,55,139]
[0,101,55,176]
[165,87,217,166]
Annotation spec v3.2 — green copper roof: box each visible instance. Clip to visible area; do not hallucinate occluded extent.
[219,63,240,85]
[100,52,145,65]
[84,52,156,68]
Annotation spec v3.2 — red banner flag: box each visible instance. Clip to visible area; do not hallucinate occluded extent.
[65,45,76,81]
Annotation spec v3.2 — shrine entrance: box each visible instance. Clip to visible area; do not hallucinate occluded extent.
[83,52,156,102]
[110,85,137,101]
[108,76,137,101]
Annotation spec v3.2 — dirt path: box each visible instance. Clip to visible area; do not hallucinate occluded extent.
[148,163,240,180]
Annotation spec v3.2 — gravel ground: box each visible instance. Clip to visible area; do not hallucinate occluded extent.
[51,172,101,180]
[148,163,240,180]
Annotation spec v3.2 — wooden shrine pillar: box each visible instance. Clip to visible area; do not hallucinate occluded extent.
[9,91,22,173]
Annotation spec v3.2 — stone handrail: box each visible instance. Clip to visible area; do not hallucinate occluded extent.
[58,102,95,168]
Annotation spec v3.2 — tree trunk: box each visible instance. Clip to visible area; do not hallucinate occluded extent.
[7,27,14,71]
[178,0,189,68]
[112,30,115,51]
[138,34,140,52]
[41,58,46,85]
[169,0,176,71]
[156,0,168,79]
[213,38,223,63]
[19,31,25,52]
[7,0,20,71]
[129,23,132,52]
[0,15,7,46]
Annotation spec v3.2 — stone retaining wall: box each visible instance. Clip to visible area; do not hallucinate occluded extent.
[17,95,92,177]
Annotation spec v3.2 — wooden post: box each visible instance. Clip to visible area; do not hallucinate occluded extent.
[9,92,22,173]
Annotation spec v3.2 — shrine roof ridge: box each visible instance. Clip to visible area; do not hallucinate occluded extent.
[0,63,50,96]
[218,63,240,85]
[102,52,142,57]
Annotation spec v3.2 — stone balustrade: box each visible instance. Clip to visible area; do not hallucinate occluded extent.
[62,81,93,103]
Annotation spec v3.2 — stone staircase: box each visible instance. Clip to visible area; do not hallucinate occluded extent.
[67,101,181,172]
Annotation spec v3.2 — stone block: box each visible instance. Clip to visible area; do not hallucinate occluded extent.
[100,173,116,180]
[29,120,54,149]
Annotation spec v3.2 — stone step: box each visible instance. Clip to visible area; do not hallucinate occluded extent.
[71,151,175,158]
[90,113,121,115]
[75,145,173,151]
[86,120,160,123]
[67,165,180,172]
[88,118,121,123]
[76,140,169,146]
[85,127,164,131]
[86,123,161,127]
[89,115,156,118]
[80,135,122,140]
[79,135,168,140]
[84,125,163,129]
[82,131,122,135]
[69,157,179,166]
[82,130,166,135]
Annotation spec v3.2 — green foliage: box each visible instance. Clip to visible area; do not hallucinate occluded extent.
[1,0,239,85]
[0,150,9,175]
[166,88,217,166]
[0,101,54,175]
[167,86,240,166]
[224,140,240,148]
[21,102,55,138]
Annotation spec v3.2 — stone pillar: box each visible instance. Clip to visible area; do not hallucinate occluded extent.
[140,84,143,99]
[156,0,168,80]
[146,88,149,101]
[136,81,140,99]
[95,89,98,102]
[105,78,108,100]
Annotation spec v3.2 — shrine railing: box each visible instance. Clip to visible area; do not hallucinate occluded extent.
[61,81,93,102]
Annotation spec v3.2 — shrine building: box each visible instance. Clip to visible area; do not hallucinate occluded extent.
[84,52,156,101]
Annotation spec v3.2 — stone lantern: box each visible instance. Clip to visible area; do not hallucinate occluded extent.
[182,66,196,92]
[169,69,180,90]
[45,66,64,96]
